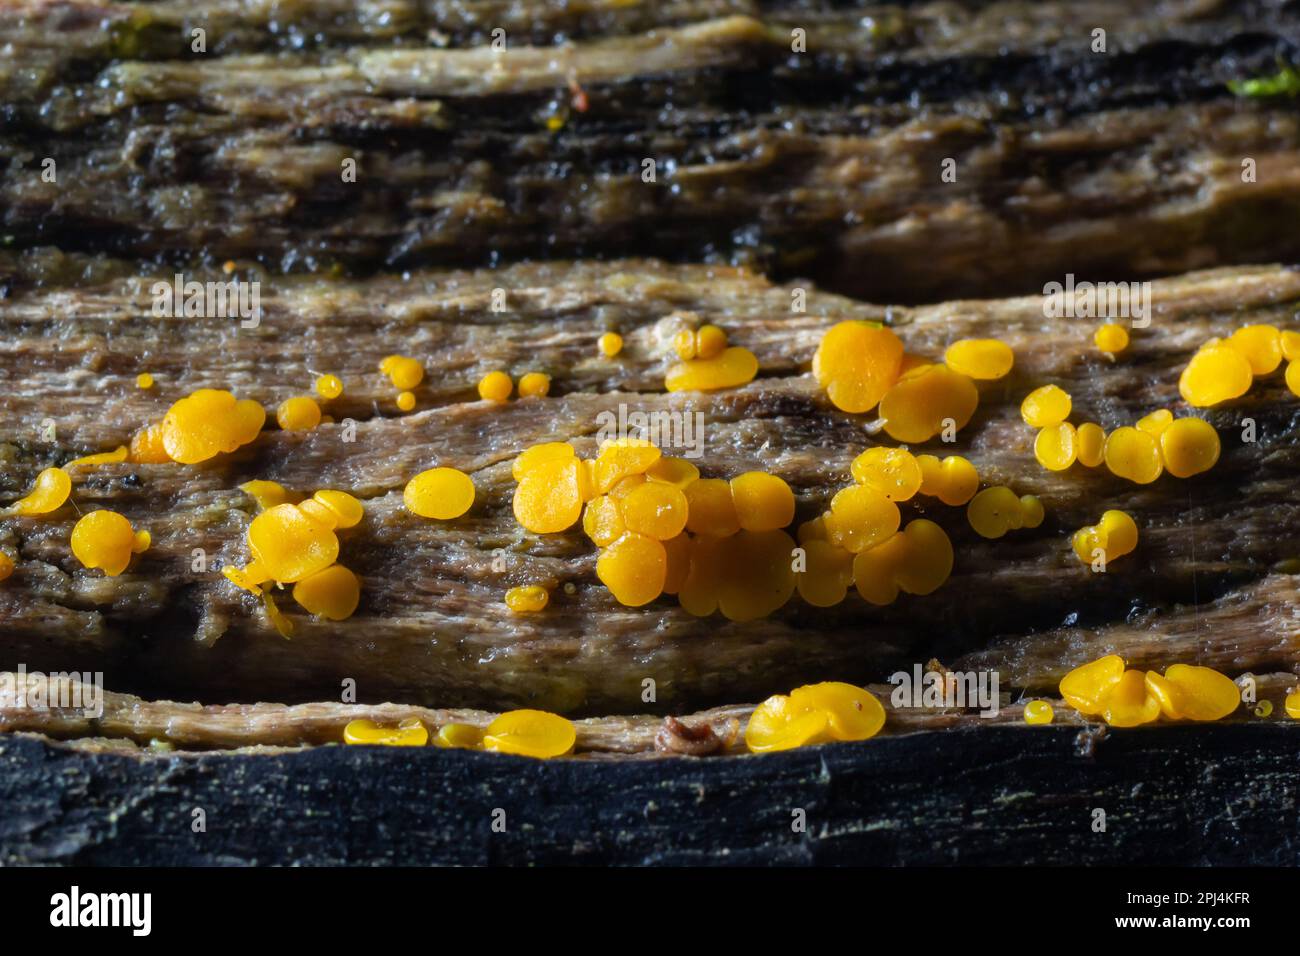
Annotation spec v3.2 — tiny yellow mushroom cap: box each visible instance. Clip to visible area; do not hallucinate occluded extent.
[729,471,795,532]
[597,331,623,357]
[477,370,513,402]
[514,458,583,533]
[1060,654,1125,716]
[943,338,1014,380]
[435,723,485,749]
[597,531,667,606]
[1136,409,1173,437]
[1282,330,1300,362]
[276,396,322,431]
[405,467,475,521]
[312,490,364,529]
[1104,426,1163,484]
[512,442,576,482]
[344,718,428,747]
[505,584,550,613]
[582,495,625,546]
[745,694,833,753]
[683,478,741,537]
[70,510,140,576]
[672,329,697,361]
[1023,700,1054,725]
[395,391,416,412]
[1034,422,1077,471]
[852,447,922,501]
[0,552,14,582]
[1019,495,1045,529]
[1094,323,1129,353]
[788,682,886,741]
[240,479,296,511]
[7,467,72,516]
[293,564,361,620]
[813,321,904,414]
[878,365,979,443]
[162,389,265,463]
[247,503,340,584]
[1179,343,1253,407]
[383,355,425,390]
[621,482,689,540]
[129,422,172,464]
[1162,664,1241,721]
[482,709,576,758]
[966,486,1025,539]
[696,324,728,360]
[66,446,129,469]
[315,374,344,399]
[796,539,854,608]
[1075,423,1106,467]
[1072,509,1138,566]
[1227,324,1283,375]
[517,372,551,398]
[1285,688,1300,720]
[1144,670,1186,720]
[1159,417,1220,478]
[665,346,759,393]
[710,529,798,621]
[645,456,700,488]
[827,484,900,553]
[1103,669,1162,727]
[1255,700,1273,718]
[1020,384,1072,428]
[915,454,979,506]
[135,372,155,389]
[593,438,661,494]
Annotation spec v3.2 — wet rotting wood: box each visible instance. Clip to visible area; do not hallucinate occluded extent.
[4,1,1300,300]
[2,727,1297,865]
[2,260,1298,715]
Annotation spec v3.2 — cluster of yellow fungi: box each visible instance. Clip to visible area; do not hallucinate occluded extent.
[476,369,551,402]
[1180,323,1300,406]
[344,709,576,758]
[745,682,885,753]
[664,322,758,392]
[222,483,365,636]
[381,354,424,412]
[1060,655,1241,727]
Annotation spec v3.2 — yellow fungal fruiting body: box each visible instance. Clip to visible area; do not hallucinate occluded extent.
[1018,495,1045,529]
[712,530,797,621]
[915,454,979,506]
[70,510,146,576]
[513,456,585,533]
[405,467,475,520]
[1159,417,1220,478]
[1059,655,1125,715]
[1136,409,1173,436]
[276,396,322,431]
[240,479,296,510]
[826,484,900,553]
[1102,670,1162,727]
[435,723,485,749]
[582,495,626,545]
[1286,689,1300,720]
[247,503,340,584]
[1072,509,1138,567]
[396,391,416,412]
[813,321,904,414]
[136,372,155,389]
[683,478,741,536]
[1075,423,1106,467]
[505,584,550,613]
[1288,360,1300,398]
[1227,324,1282,375]
[162,389,265,463]
[0,552,12,582]
[482,709,576,758]
[1023,700,1054,725]
[646,456,700,488]
[512,442,575,481]
[696,324,727,360]
[478,370,513,401]
[66,446,129,469]
[1020,385,1071,428]
[878,364,979,443]
[597,532,667,606]
[7,467,72,516]
[593,438,660,494]
[292,564,361,620]
[621,482,689,540]
[852,518,953,605]
[729,471,795,531]
[665,346,759,393]
[672,329,697,361]
[852,447,922,501]
[311,489,364,528]
[315,374,344,399]
[1094,323,1129,353]
[1060,655,1240,727]
[382,355,425,391]
[598,332,623,357]
[1034,422,1077,471]
[796,539,854,607]
[1103,426,1163,484]
[943,338,1014,380]
[129,422,172,464]
[1179,342,1253,407]
[518,372,551,398]
[344,718,428,747]
[745,682,885,753]
[966,486,1025,539]
[1161,664,1241,721]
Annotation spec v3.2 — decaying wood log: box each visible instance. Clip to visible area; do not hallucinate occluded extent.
[2,259,1298,716]
[3,0,1300,300]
